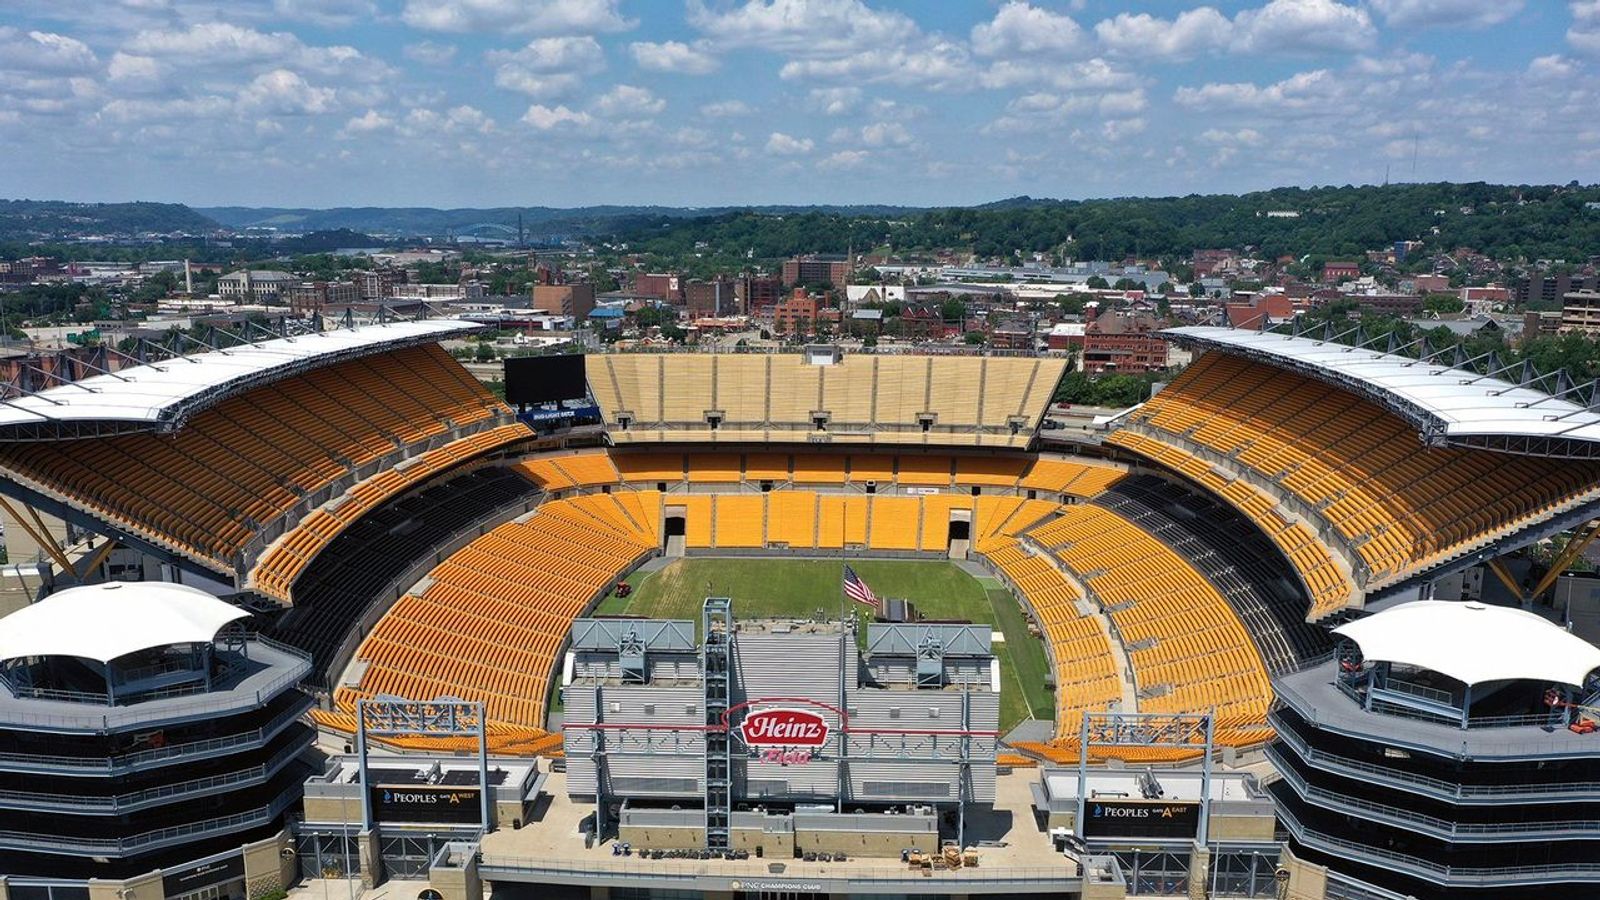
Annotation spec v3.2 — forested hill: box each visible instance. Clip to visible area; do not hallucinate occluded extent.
[197,203,924,236]
[0,200,218,239]
[615,183,1600,263]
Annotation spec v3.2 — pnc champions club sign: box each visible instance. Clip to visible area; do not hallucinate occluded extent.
[737,705,831,765]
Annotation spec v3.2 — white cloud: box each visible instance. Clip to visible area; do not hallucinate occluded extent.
[1200,127,1264,145]
[1527,54,1577,80]
[1232,0,1375,54]
[487,36,605,98]
[806,87,861,115]
[107,52,162,82]
[858,121,911,147]
[272,0,376,27]
[1368,0,1522,28]
[340,109,395,136]
[1094,8,1230,60]
[402,0,634,34]
[818,149,869,170]
[0,28,98,74]
[403,104,496,134]
[1572,1,1600,56]
[1100,118,1146,141]
[780,41,974,90]
[971,2,1087,57]
[237,69,336,115]
[688,0,917,58]
[1174,69,1341,112]
[403,41,458,65]
[765,131,814,155]
[123,22,390,81]
[700,99,752,117]
[979,56,1137,91]
[630,40,718,75]
[522,103,592,129]
[592,84,665,117]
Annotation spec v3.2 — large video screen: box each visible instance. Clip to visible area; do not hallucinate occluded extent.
[505,354,588,405]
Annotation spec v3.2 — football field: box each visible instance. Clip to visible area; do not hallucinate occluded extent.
[594,556,1054,733]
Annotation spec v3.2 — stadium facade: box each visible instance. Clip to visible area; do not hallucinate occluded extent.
[563,601,998,855]
[0,317,1597,899]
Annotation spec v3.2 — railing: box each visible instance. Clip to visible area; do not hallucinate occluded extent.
[480,854,1082,885]
[0,790,297,855]
[0,737,306,813]
[0,693,311,774]
[236,413,523,570]
[1270,712,1600,802]
[1271,748,1600,840]
[1375,676,1453,705]
[0,656,310,731]
[1329,679,1556,731]
[1276,798,1600,886]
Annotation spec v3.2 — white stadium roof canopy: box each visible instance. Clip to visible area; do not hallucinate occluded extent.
[0,318,483,441]
[1333,600,1600,687]
[0,582,249,664]
[1164,325,1600,458]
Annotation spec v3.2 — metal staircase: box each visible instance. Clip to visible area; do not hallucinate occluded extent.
[702,597,733,849]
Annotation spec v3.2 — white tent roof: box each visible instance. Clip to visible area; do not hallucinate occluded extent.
[0,319,482,434]
[1164,326,1600,445]
[1333,600,1600,687]
[0,582,248,664]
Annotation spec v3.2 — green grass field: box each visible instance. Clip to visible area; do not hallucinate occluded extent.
[594,557,1055,733]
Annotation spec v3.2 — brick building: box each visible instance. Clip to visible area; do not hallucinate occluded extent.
[736,275,783,313]
[781,255,851,287]
[283,280,360,316]
[633,273,683,304]
[1321,261,1361,283]
[773,289,824,335]
[684,278,736,318]
[531,283,596,319]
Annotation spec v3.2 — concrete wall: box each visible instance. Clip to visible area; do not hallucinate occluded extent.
[243,831,296,899]
[1279,843,1329,900]
[1210,812,1277,842]
[794,826,935,857]
[617,824,707,850]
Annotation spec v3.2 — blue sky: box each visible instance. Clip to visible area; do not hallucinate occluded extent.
[1,0,1597,208]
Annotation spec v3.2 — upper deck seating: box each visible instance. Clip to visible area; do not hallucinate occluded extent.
[253,423,532,603]
[0,344,510,572]
[1113,351,1600,585]
[587,354,1067,448]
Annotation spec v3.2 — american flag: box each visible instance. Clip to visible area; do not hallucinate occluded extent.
[842,564,879,609]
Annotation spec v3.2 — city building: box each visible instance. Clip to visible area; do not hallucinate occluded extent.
[736,274,783,313]
[1350,292,1425,317]
[217,269,294,303]
[283,279,360,316]
[1561,290,1600,334]
[773,288,824,335]
[1270,600,1600,899]
[530,283,597,320]
[357,268,398,300]
[781,254,852,287]
[989,321,1033,350]
[633,272,683,304]
[0,582,313,888]
[1320,262,1361,283]
[1512,273,1600,306]
[1066,311,1170,374]
[684,277,736,318]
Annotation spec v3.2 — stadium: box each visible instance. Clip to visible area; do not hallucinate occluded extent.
[0,316,1598,900]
